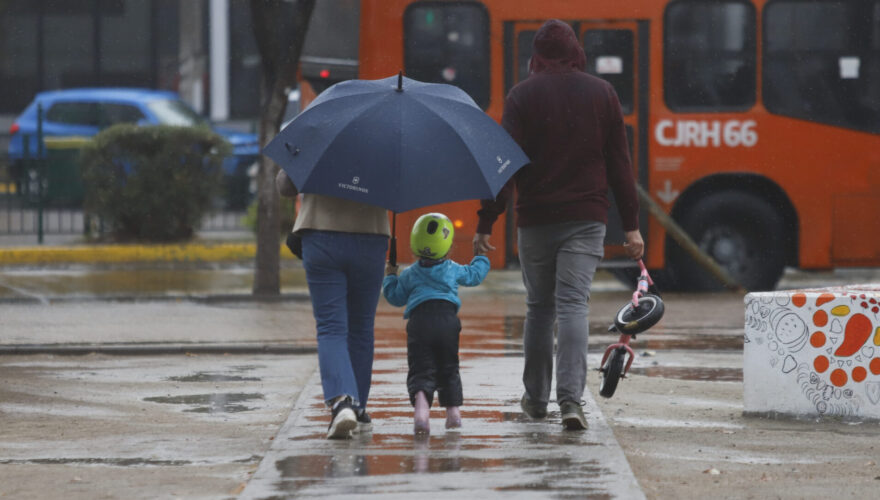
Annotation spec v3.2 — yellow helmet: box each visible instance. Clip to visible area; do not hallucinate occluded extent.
[410,213,454,259]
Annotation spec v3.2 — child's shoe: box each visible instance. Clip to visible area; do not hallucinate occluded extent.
[414,391,430,435]
[445,406,462,429]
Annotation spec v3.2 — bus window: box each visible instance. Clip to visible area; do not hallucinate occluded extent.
[403,2,490,108]
[764,0,880,134]
[516,30,536,83]
[663,0,756,111]
[583,29,634,114]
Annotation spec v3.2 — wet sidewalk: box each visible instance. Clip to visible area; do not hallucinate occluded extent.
[241,341,645,499]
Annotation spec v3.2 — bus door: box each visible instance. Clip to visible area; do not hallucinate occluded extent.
[504,20,650,265]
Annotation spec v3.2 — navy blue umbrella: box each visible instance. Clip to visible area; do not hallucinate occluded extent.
[264,73,529,264]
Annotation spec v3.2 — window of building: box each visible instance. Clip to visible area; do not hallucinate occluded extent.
[229,0,261,119]
[764,0,880,134]
[404,2,490,109]
[664,0,756,111]
[42,1,96,89]
[99,0,152,87]
[0,4,39,113]
[46,102,99,127]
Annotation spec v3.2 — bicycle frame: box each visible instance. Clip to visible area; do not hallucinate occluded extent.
[599,259,653,378]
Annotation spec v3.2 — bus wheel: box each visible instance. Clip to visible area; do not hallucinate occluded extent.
[668,191,786,292]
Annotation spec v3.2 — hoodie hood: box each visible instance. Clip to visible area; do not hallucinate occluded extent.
[528,19,587,75]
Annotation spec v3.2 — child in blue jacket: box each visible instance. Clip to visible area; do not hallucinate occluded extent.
[383,213,490,435]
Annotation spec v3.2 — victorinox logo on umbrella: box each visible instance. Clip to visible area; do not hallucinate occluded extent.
[496,156,511,174]
[338,176,369,194]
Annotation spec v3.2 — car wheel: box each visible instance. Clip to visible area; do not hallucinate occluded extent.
[667,191,786,291]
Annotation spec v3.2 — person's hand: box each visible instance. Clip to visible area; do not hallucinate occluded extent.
[624,229,644,260]
[473,233,495,256]
[385,262,399,276]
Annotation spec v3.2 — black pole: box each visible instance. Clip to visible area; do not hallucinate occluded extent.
[37,103,44,245]
[389,212,397,266]
[396,71,403,92]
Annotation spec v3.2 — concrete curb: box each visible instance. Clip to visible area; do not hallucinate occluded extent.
[0,242,298,266]
[0,291,312,305]
[0,342,317,356]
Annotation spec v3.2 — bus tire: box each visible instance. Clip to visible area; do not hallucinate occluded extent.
[668,191,786,292]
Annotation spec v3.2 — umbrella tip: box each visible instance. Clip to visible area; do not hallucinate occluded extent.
[397,71,403,92]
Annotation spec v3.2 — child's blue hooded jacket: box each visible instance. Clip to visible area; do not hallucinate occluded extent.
[383,256,490,318]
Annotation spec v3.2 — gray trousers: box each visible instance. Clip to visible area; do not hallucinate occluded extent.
[518,221,605,406]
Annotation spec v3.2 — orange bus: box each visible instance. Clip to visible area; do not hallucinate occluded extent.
[297,0,880,291]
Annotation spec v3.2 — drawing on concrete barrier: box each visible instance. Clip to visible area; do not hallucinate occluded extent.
[746,288,880,416]
[796,363,860,417]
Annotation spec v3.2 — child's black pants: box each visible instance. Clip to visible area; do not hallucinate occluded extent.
[406,299,462,408]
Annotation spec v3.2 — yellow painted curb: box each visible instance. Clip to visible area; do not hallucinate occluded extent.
[0,243,296,266]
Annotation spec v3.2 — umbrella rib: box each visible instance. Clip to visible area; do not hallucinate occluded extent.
[405,97,496,201]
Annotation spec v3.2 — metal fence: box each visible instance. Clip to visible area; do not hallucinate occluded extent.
[1,150,249,243]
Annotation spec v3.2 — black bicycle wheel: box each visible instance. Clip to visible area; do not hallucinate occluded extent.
[599,348,626,398]
[614,294,665,335]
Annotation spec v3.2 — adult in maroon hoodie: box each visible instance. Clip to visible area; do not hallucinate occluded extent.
[474,20,644,430]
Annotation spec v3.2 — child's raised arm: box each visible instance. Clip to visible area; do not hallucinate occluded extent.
[455,255,490,287]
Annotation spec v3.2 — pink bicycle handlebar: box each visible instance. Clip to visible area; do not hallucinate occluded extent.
[632,259,653,307]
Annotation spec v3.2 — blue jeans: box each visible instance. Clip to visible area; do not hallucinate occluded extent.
[301,230,388,410]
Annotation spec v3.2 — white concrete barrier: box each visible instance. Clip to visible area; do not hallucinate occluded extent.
[744,285,880,419]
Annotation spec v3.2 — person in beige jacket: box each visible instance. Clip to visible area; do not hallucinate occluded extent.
[277,170,390,439]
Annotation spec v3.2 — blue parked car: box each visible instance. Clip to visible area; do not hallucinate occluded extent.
[7,88,259,208]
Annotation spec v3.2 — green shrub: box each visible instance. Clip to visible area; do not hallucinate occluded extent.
[81,124,231,242]
[242,195,297,235]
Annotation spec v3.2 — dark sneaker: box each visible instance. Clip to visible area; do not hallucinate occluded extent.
[560,400,588,430]
[354,408,371,433]
[327,397,357,439]
[520,394,548,419]
[356,408,371,424]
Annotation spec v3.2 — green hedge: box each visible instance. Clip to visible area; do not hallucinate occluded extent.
[81,125,231,242]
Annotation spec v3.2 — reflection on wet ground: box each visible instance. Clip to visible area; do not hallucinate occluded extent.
[0,457,192,467]
[241,355,644,499]
[167,365,263,382]
[143,393,264,413]
[238,293,753,498]
[627,366,743,382]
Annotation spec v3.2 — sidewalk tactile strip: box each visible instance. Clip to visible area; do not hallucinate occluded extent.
[241,350,645,499]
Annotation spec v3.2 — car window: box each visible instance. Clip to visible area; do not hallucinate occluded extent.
[45,101,100,127]
[100,103,145,127]
[146,99,207,126]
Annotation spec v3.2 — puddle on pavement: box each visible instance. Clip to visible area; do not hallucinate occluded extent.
[167,372,261,382]
[143,393,264,413]
[627,366,742,381]
[274,453,607,484]
[589,334,743,352]
[0,457,191,467]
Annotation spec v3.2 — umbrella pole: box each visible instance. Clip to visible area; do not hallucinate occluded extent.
[389,212,397,266]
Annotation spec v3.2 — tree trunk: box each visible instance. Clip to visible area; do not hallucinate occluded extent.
[250,0,315,296]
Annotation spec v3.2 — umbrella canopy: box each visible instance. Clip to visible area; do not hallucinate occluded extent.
[264,74,529,214]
